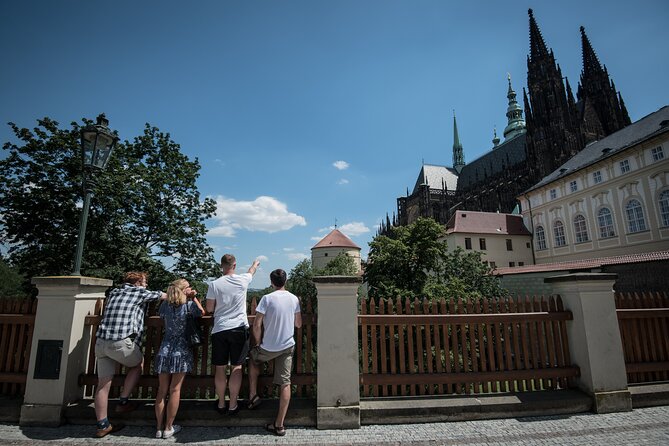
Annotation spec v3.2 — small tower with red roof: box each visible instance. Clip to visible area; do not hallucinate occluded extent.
[311,228,362,273]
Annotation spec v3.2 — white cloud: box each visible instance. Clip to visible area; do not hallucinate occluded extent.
[316,221,370,238]
[333,160,349,170]
[209,195,307,237]
[283,248,295,252]
[339,221,370,237]
[256,255,269,262]
[287,253,309,261]
[310,236,323,241]
[337,179,349,185]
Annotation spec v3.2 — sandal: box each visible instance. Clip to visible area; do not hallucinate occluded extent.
[265,423,286,436]
[247,395,262,410]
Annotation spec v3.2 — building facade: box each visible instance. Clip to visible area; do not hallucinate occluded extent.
[443,211,534,269]
[518,107,669,263]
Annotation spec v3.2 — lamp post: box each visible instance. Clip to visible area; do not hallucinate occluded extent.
[72,114,119,276]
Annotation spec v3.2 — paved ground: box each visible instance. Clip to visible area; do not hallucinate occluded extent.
[0,406,668,445]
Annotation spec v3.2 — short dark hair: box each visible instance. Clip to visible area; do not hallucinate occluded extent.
[221,254,236,272]
[124,271,147,285]
[270,269,287,288]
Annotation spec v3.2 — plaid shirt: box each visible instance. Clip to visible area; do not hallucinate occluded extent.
[96,284,162,345]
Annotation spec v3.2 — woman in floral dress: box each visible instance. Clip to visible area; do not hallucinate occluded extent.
[154,278,204,439]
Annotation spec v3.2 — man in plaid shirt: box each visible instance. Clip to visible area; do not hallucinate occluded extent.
[93,271,166,438]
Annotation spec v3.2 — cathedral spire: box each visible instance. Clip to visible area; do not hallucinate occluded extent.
[503,73,526,140]
[528,9,548,61]
[580,26,604,79]
[452,111,465,173]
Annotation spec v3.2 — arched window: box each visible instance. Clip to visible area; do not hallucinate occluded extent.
[553,221,566,247]
[659,190,669,227]
[573,215,589,243]
[535,225,547,250]
[626,199,647,233]
[597,207,616,238]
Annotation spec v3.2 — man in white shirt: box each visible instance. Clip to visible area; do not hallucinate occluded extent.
[206,254,260,415]
[248,269,302,437]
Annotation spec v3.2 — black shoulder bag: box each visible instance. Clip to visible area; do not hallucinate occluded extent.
[184,305,203,347]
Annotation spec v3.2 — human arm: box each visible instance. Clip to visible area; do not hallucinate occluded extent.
[252,312,264,347]
[247,259,260,276]
[294,311,302,329]
[191,296,205,317]
[206,298,215,314]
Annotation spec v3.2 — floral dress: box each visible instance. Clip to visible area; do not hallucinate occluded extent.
[155,301,203,374]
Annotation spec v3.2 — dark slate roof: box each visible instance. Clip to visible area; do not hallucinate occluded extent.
[494,250,669,276]
[456,133,527,190]
[445,210,531,236]
[526,106,669,193]
[412,164,459,194]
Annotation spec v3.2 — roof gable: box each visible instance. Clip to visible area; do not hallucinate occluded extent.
[445,210,531,236]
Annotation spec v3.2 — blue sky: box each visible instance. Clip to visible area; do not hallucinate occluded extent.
[2,1,668,288]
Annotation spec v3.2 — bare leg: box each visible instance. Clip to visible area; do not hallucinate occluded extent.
[228,364,243,408]
[275,384,291,428]
[165,373,186,430]
[120,362,143,399]
[94,376,113,422]
[154,374,171,430]
[248,360,260,400]
[214,366,228,409]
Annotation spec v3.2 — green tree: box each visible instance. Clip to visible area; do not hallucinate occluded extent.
[364,217,506,301]
[286,259,317,305]
[0,256,29,298]
[0,117,219,290]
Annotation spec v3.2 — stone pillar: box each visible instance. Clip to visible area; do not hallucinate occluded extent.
[313,276,362,429]
[545,273,631,413]
[20,276,111,426]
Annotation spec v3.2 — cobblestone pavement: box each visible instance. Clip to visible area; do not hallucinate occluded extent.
[1,406,667,446]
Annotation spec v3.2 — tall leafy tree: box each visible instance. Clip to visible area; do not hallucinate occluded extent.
[364,217,507,300]
[0,117,218,290]
[315,252,358,276]
[286,259,317,304]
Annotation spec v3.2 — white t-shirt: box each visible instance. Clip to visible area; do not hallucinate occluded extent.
[207,273,253,334]
[256,290,301,352]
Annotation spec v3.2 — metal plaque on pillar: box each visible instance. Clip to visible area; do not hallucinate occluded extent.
[33,340,63,379]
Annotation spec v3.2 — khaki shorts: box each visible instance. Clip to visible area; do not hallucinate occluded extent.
[249,345,294,386]
[95,337,143,378]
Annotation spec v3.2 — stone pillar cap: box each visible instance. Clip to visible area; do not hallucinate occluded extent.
[31,276,113,287]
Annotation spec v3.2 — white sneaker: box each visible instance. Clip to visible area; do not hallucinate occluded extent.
[155,430,163,439]
[162,425,182,439]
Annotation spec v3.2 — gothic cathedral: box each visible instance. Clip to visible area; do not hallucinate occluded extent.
[383,9,631,234]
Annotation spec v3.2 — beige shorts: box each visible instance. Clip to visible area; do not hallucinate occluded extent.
[95,337,143,378]
[249,345,294,386]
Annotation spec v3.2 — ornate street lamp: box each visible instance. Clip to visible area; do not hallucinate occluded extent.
[72,114,119,276]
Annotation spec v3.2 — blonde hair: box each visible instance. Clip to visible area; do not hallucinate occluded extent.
[166,278,189,306]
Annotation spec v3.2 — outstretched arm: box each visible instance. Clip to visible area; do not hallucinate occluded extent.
[247,259,260,275]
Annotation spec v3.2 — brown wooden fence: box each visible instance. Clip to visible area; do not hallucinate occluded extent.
[79,297,316,399]
[359,295,578,397]
[615,291,669,384]
[0,297,38,396]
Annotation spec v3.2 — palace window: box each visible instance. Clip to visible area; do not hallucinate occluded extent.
[479,238,487,250]
[570,180,578,192]
[549,189,557,200]
[553,221,566,247]
[593,171,602,184]
[506,239,513,251]
[659,190,669,227]
[573,215,589,243]
[535,225,547,250]
[465,237,472,249]
[509,261,515,267]
[620,159,631,174]
[626,199,647,233]
[597,207,616,238]
[652,146,665,162]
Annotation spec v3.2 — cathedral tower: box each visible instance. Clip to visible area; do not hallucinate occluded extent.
[452,112,465,173]
[577,26,631,144]
[524,9,583,181]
